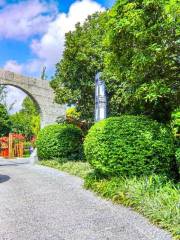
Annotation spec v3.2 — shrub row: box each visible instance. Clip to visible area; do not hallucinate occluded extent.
[36,124,83,160]
[37,115,178,178]
[84,115,176,178]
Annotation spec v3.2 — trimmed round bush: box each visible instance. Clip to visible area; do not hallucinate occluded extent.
[84,115,175,177]
[37,124,83,160]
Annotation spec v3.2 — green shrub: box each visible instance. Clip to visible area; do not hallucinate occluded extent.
[24,141,32,148]
[84,115,175,177]
[37,124,83,160]
[175,148,180,174]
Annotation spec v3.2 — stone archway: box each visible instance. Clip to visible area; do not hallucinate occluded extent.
[0,68,66,127]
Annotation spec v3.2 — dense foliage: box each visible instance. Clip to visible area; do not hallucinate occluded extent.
[84,116,175,177]
[37,124,83,160]
[104,0,180,122]
[52,0,179,123]
[21,96,39,116]
[0,103,11,137]
[10,97,40,139]
[59,107,92,134]
[172,109,180,135]
[175,148,180,174]
[51,12,108,120]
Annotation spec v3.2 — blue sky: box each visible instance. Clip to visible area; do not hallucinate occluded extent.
[0,0,115,112]
[0,0,115,78]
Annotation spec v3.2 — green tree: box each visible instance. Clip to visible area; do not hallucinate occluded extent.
[10,112,33,138]
[52,0,179,123]
[0,103,11,137]
[51,12,108,120]
[0,86,15,112]
[10,97,40,139]
[21,96,39,116]
[31,115,41,136]
[172,108,180,135]
[104,0,180,122]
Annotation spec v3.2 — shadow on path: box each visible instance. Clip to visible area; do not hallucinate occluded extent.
[0,158,31,167]
[0,174,10,183]
[0,162,28,167]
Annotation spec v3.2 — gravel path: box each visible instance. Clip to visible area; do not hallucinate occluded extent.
[0,158,172,240]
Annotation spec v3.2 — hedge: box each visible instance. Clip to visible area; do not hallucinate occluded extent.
[84,115,175,177]
[37,124,83,160]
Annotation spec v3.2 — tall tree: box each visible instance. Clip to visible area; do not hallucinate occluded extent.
[52,0,179,123]
[51,12,108,120]
[0,103,11,137]
[21,96,39,116]
[104,0,180,122]
[10,97,40,139]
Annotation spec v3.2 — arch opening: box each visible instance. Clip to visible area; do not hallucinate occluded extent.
[0,84,41,158]
[0,68,65,159]
[0,84,42,118]
[0,68,66,128]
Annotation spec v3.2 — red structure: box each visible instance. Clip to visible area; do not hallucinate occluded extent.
[0,134,25,158]
[0,136,9,157]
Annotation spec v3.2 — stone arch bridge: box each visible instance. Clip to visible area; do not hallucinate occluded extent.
[0,69,66,127]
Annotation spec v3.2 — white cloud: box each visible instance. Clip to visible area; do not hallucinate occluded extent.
[4,60,23,74]
[3,59,44,78]
[25,59,46,77]
[3,61,36,113]
[3,62,27,113]
[0,0,57,40]
[1,0,105,113]
[2,0,104,77]
[30,0,105,70]
[6,86,27,114]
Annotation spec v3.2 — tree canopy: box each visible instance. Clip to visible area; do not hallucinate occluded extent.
[21,96,39,116]
[52,0,179,123]
[104,0,180,122]
[10,96,40,139]
[51,12,108,120]
[0,103,11,137]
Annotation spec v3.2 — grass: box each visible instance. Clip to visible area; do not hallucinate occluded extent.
[40,159,180,239]
[85,173,180,239]
[40,159,92,178]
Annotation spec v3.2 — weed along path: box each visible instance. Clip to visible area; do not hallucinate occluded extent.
[0,159,172,240]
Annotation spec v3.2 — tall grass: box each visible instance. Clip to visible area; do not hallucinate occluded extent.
[85,174,180,239]
[40,159,92,178]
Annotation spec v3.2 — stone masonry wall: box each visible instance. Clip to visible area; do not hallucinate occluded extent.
[0,69,66,127]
